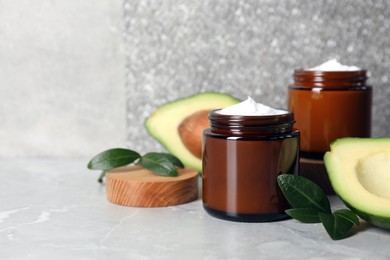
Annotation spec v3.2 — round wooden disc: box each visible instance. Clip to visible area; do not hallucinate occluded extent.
[106,166,198,207]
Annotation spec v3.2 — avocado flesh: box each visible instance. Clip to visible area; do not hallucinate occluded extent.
[324,138,390,229]
[357,152,390,199]
[145,92,239,172]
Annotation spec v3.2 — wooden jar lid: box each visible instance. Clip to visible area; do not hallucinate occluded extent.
[106,166,198,207]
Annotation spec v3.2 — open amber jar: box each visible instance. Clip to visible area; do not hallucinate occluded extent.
[202,110,299,222]
[288,70,372,159]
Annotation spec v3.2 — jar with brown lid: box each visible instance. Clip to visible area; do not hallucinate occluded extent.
[202,110,299,222]
[288,70,372,159]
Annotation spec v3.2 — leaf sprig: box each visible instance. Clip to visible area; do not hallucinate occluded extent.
[277,174,360,240]
[87,148,184,182]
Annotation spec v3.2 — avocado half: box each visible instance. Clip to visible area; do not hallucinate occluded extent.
[324,137,390,229]
[145,92,239,172]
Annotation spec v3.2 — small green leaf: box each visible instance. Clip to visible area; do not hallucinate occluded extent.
[277,174,360,240]
[285,208,321,223]
[139,153,179,177]
[97,170,107,183]
[319,212,354,240]
[334,209,360,225]
[151,153,184,168]
[87,148,141,170]
[277,174,331,213]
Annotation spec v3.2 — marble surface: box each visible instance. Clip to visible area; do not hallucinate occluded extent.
[124,0,390,154]
[1,159,390,259]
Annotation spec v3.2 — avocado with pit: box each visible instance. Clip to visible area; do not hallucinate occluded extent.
[145,92,239,172]
[324,137,390,229]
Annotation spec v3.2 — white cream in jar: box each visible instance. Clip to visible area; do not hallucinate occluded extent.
[217,96,288,116]
[307,59,360,71]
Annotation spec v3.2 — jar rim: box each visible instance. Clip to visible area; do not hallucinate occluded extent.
[293,69,368,88]
[209,109,295,126]
[294,69,367,77]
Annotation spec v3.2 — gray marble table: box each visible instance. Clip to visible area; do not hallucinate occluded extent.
[0,159,389,259]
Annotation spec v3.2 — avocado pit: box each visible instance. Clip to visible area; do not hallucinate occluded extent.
[178,110,210,159]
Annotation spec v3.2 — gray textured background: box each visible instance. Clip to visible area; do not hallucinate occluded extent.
[125,0,390,153]
[0,1,389,158]
[0,1,125,158]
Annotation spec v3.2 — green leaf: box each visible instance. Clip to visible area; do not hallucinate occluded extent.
[97,170,107,183]
[285,208,321,223]
[87,148,141,170]
[151,153,184,168]
[334,209,360,225]
[277,174,331,213]
[139,153,179,177]
[319,212,354,240]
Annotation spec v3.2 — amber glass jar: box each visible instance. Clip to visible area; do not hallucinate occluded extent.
[289,70,372,159]
[202,110,299,222]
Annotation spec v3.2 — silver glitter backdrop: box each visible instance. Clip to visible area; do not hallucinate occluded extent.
[124,0,390,153]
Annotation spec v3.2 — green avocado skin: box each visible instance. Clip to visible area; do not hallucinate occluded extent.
[343,201,390,229]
